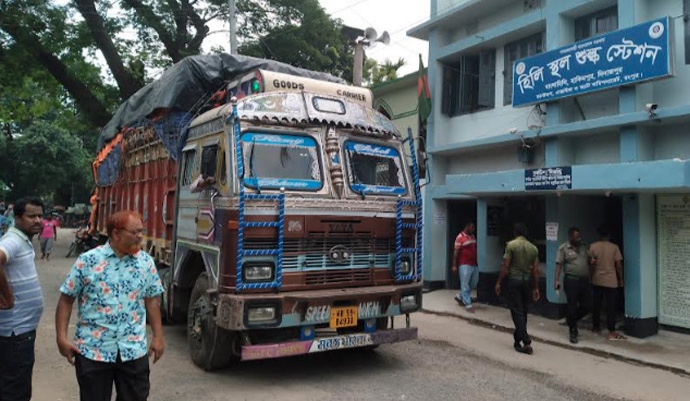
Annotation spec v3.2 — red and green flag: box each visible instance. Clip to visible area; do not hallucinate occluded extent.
[417,54,432,125]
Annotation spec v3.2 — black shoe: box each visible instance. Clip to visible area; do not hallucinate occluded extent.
[454,296,465,306]
[569,335,578,344]
[516,344,533,355]
[514,341,521,351]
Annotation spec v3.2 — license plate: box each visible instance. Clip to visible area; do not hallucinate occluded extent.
[330,306,358,328]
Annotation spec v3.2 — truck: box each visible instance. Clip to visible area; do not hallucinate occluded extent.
[89,55,424,370]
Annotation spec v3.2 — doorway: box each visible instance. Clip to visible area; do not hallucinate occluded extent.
[446,200,477,289]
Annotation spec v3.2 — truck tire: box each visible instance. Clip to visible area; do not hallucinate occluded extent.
[158,268,174,324]
[187,273,235,371]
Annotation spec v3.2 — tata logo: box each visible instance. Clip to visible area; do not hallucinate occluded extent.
[329,223,354,233]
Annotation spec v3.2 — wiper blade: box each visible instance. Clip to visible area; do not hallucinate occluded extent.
[249,138,261,194]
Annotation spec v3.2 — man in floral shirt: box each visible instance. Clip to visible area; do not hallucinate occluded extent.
[55,210,164,401]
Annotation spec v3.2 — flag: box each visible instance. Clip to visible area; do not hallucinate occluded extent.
[417,54,432,125]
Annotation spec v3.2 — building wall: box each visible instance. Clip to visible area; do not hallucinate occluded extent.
[413,0,690,337]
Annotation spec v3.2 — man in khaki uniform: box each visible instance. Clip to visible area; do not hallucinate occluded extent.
[588,225,626,340]
[554,227,591,344]
[495,223,540,354]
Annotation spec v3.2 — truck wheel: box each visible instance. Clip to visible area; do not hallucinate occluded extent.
[158,268,174,324]
[187,273,235,371]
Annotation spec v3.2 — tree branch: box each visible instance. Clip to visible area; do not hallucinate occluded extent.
[74,0,143,99]
[1,23,111,127]
[180,0,208,54]
[121,0,182,61]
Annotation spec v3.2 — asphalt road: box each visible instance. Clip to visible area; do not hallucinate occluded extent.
[29,229,690,401]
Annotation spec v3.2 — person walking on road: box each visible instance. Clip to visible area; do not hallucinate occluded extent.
[39,213,58,260]
[495,223,540,355]
[0,197,45,400]
[589,225,626,341]
[452,222,478,312]
[55,210,165,401]
[554,226,591,344]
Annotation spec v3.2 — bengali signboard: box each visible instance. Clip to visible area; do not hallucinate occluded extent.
[512,17,672,107]
[525,166,572,191]
[657,195,690,329]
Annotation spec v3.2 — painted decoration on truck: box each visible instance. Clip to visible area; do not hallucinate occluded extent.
[241,132,323,191]
[512,17,672,107]
[344,141,407,196]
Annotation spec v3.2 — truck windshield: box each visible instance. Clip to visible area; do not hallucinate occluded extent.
[345,141,407,196]
[241,132,322,191]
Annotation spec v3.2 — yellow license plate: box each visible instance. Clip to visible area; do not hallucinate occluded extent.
[330,306,358,328]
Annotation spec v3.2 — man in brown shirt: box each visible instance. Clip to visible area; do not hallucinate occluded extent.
[588,225,625,340]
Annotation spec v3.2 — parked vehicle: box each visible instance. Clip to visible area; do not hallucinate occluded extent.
[88,55,424,370]
[65,226,97,258]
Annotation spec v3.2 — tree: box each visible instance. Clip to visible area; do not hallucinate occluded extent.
[0,0,357,128]
[237,0,354,80]
[363,57,406,86]
[0,121,93,205]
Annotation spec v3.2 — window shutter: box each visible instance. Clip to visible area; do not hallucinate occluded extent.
[442,66,453,115]
[459,56,475,113]
[478,50,495,108]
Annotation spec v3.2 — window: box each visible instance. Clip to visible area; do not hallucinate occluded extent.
[575,6,618,41]
[504,33,544,105]
[345,141,407,196]
[200,145,218,178]
[181,149,196,186]
[241,132,322,191]
[684,0,690,64]
[442,50,496,116]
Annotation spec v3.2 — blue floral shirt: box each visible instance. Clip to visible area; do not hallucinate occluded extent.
[59,243,163,362]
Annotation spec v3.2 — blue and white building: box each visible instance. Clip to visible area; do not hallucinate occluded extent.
[409,0,690,337]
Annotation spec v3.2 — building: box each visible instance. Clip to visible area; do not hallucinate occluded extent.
[409,0,690,338]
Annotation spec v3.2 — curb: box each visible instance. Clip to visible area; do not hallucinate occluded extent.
[421,308,690,378]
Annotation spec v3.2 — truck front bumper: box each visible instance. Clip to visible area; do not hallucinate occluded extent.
[241,327,418,361]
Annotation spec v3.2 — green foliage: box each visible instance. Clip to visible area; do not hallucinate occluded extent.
[237,0,354,80]
[0,121,93,206]
[0,0,357,204]
[363,57,406,86]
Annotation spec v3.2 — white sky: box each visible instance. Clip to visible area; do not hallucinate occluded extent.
[203,0,431,77]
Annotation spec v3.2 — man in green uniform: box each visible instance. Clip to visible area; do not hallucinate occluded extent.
[495,223,540,354]
[554,226,591,344]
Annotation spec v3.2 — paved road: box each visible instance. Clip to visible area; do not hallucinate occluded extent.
[29,229,690,401]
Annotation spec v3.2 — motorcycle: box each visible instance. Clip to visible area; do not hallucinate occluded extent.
[66,226,97,258]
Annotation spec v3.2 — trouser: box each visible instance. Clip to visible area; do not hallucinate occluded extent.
[505,277,532,346]
[563,276,591,336]
[75,353,150,401]
[40,237,54,254]
[0,330,36,401]
[457,264,479,306]
[592,285,618,332]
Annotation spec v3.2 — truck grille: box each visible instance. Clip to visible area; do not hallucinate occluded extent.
[243,235,413,270]
[305,268,373,285]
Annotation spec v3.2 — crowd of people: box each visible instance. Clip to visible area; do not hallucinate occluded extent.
[452,221,625,354]
[0,198,164,401]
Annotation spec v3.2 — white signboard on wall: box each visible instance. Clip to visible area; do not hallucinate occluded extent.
[657,195,690,329]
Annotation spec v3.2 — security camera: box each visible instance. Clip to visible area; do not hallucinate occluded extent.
[509,127,518,135]
[645,103,658,112]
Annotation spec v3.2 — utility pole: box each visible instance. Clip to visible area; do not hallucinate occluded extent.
[353,41,365,86]
[229,0,238,54]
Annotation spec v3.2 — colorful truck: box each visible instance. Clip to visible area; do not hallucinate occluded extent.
[90,55,424,370]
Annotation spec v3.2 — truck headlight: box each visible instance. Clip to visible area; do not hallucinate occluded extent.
[400,258,412,275]
[247,306,276,323]
[400,294,418,312]
[243,263,275,282]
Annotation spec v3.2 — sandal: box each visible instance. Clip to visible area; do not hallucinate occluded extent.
[607,332,627,341]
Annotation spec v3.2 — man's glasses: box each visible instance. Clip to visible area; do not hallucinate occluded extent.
[119,228,146,236]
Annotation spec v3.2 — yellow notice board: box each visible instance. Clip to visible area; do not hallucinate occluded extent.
[657,195,690,329]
